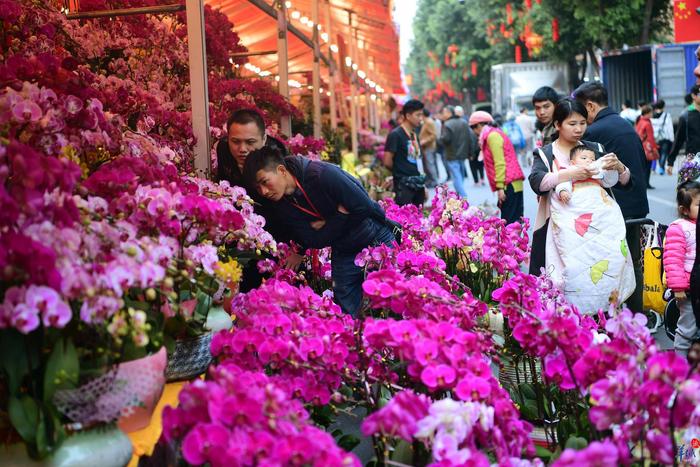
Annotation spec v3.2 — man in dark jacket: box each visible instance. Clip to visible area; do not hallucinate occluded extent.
[574,82,649,313]
[215,109,299,289]
[667,84,700,174]
[439,106,474,198]
[243,146,395,316]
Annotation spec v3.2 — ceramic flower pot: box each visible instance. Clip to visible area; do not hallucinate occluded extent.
[117,347,167,433]
[1,424,132,467]
[165,332,214,382]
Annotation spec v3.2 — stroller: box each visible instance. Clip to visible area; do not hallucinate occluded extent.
[625,218,676,338]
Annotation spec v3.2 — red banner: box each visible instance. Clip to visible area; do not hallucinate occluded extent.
[675,0,700,43]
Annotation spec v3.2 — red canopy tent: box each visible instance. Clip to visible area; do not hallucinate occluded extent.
[209,0,403,96]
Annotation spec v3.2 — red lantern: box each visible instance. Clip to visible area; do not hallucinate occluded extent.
[506,4,513,24]
[515,45,522,63]
[471,60,478,77]
[552,18,560,42]
[524,0,532,9]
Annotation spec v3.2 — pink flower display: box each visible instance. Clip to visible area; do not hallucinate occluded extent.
[162,365,360,467]
[210,280,356,405]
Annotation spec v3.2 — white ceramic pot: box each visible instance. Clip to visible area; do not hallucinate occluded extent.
[1,424,132,467]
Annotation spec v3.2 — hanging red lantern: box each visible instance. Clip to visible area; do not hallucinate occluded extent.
[524,0,532,9]
[471,60,478,77]
[552,18,560,42]
[500,23,506,36]
[535,0,541,3]
[506,4,513,25]
[515,45,522,63]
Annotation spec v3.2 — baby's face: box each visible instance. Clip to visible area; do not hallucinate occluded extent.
[572,150,595,167]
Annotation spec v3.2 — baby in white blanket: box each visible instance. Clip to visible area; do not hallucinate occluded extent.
[556,146,619,204]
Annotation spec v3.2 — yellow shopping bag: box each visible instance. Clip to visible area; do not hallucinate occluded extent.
[642,222,667,314]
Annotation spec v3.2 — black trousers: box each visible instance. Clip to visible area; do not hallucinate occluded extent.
[499,184,524,225]
[469,159,484,183]
[625,224,644,313]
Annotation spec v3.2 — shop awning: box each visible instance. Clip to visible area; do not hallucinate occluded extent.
[208,0,404,95]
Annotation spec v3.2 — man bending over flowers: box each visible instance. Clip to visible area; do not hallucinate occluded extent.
[243,146,396,315]
[215,108,299,289]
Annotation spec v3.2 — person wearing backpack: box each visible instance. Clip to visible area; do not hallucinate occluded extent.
[504,111,527,168]
[439,105,472,198]
[652,100,674,175]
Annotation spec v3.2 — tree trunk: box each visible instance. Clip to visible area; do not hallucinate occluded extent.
[640,0,654,44]
[587,47,601,79]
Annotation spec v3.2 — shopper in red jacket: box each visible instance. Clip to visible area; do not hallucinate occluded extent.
[635,104,658,189]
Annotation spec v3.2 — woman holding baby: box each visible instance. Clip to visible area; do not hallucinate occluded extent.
[528,98,635,314]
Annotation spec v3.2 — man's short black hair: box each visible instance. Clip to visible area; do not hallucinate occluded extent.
[653,99,665,110]
[401,99,424,116]
[532,86,559,105]
[227,108,266,136]
[623,99,633,108]
[685,93,693,105]
[422,108,430,117]
[691,84,700,96]
[573,82,609,107]
[243,145,286,188]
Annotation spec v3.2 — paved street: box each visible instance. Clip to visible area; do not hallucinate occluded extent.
[426,156,684,350]
[428,157,683,230]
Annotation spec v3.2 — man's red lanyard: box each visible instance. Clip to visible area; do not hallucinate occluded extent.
[288,177,324,220]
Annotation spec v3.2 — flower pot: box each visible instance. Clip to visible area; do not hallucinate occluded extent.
[165,332,213,382]
[1,424,132,467]
[117,347,167,433]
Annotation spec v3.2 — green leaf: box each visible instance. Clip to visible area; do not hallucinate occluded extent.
[43,337,79,403]
[0,329,29,394]
[391,439,414,464]
[535,445,554,460]
[519,382,537,400]
[565,436,589,450]
[521,399,539,421]
[337,434,361,452]
[35,407,48,458]
[8,395,39,443]
[193,292,212,322]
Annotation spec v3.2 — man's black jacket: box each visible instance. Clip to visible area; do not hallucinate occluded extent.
[669,106,700,166]
[583,107,649,219]
[274,156,388,254]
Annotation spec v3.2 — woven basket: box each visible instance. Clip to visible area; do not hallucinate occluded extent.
[165,332,213,382]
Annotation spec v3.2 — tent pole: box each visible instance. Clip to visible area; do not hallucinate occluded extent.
[311,0,322,138]
[185,0,211,179]
[323,0,337,130]
[275,1,291,137]
[348,15,358,158]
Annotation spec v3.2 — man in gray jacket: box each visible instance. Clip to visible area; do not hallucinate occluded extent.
[439,105,476,198]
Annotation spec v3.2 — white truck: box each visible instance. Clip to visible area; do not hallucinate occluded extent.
[490,61,570,117]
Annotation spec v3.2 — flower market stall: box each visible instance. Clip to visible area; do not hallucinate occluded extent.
[1,1,700,467]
